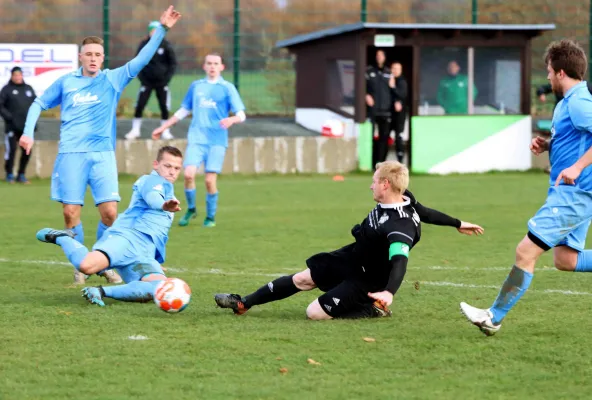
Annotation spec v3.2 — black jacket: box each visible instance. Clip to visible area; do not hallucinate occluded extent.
[536,82,592,106]
[391,76,408,107]
[0,80,36,133]
[366,65,392,117]
[137,37,177,87]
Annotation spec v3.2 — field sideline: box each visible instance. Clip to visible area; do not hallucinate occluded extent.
[2,172,592,399]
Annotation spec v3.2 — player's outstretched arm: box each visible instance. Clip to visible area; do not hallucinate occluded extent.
[152,115,180,139]
[109,6,181,92]
[414,201,460,228]
[128,6,181,75]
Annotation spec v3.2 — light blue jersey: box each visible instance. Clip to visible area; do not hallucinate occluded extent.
[549,81,592,191]
[23,24,168,153]
[528,81,592,251]
[180,77,245,147]
[110,170,176,263]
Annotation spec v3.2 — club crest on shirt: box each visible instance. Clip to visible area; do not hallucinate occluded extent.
[378,213,389,225]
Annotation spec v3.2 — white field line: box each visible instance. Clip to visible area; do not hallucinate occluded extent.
[1,258,590,297]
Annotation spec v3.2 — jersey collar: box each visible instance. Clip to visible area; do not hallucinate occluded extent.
[379,196,411,209]
[74,67,103,77]
[206,76,225,84]
[564,81,586,99]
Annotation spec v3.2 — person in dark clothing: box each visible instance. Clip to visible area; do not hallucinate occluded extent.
[0,67,36,183]
[125,20,177,140]
[213,161,484,319]
[389,62,408,163]
[366,50,392,167]
[536,81,592,107]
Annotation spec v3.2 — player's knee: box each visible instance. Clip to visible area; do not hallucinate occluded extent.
[62,207,80,226]
[306,301,331,320]
[293,271,316,291]
[184,170,195,183]
[204,174,217,190]
[515,237,540,265]
[100,209,117,226]
[78,259,93,275]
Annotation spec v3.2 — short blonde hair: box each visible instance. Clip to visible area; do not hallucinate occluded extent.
[80,36,104,49]
[375,161,409,194]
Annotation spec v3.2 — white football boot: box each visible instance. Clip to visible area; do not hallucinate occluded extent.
[101,269,123,284]
[73,269,88,285]
[460,302,501,336]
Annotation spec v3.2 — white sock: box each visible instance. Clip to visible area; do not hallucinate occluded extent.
[132,118,142,131]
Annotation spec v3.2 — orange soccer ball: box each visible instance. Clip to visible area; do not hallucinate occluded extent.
[153,278,191,313]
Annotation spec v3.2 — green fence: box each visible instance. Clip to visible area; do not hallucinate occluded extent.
[0,0,590,117]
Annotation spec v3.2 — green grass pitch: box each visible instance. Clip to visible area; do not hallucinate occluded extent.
[2,172,592,399]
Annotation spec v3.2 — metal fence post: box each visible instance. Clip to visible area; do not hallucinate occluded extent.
[472,0,478,24]
[103,0,110,69]
[361,0,367,23]
[233,0,240,91]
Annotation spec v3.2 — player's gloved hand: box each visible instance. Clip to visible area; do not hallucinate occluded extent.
[159,6,182,30]
[162,199,181,212]
[19,135,34,155]
[457,221,484,236]
[530,136,549,155]
[555,164,583,186]
[368,290,393,307]
[350,224,361,238]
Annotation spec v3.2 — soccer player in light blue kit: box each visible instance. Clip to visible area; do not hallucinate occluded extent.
[19,6,182,284]
[152,53,246,227]
[35,146,184,306]
[460,39,592,336]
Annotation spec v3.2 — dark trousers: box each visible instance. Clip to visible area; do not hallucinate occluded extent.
[134,84,170,119]
[372,115,391,168]
[391,111,406,163]
[4,130,30,177]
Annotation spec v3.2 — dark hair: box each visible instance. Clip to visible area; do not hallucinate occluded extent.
[157,146,183,161]
[81,36,104,47]
[11,66,22,74]
[544,39,587,80]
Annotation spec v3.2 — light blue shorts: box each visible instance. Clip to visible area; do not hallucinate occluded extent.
[92,228,164,283]
[184,144,226,173]
[528,186,592,252]
[51,151,120,206]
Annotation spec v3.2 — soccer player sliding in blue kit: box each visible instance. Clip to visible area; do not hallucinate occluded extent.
[36,146,184,307]
[20,5,182,284]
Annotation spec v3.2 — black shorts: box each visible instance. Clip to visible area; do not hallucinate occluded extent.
[306,243,377,318]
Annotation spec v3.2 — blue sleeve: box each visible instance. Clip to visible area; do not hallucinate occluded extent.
[106,25,167,92]
[227,84,245,114]
[181,82,196,110]
[23,102,43,138]
[569,96,592,133]
[35,75,64,111]
[139,176,170,210]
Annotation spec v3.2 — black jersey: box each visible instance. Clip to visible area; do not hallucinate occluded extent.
[350,195,421,286]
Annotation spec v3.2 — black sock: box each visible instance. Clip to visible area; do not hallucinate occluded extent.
[189,207,196,212]
[242,274,301,308]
